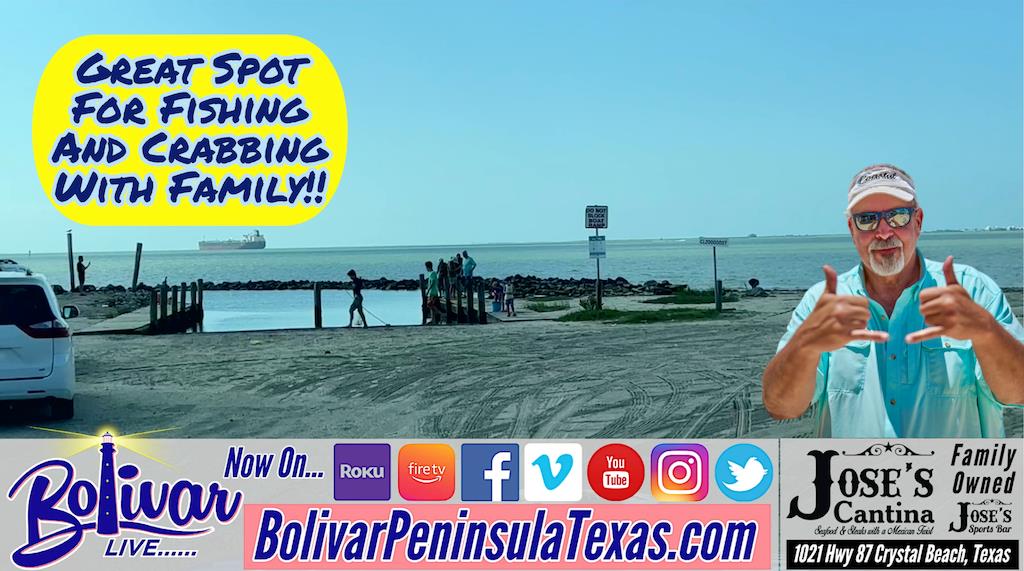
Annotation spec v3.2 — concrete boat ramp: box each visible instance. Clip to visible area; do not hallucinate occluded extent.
[75,307,152,335]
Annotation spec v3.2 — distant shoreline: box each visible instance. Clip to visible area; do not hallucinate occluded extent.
[60,278,1024,297]
[6,228,1022,257]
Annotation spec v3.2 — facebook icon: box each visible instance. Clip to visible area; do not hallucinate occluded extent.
[461,444,519,501]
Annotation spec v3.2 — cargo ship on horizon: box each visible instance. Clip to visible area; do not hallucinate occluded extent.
[199,230,266,251]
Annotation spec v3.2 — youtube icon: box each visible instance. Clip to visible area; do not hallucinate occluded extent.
[587,443,645,501]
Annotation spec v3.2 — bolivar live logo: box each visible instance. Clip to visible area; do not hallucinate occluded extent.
[7,433,242,568]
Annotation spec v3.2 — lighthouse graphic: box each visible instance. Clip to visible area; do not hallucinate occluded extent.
[97,432,119,536]
[7,429,247,569]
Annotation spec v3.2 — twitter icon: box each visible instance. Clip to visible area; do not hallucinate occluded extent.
[714,443,773,502]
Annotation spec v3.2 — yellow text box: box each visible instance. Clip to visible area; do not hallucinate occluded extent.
[33,34,347,226]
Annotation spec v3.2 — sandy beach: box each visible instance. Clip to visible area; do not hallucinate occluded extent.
[2,289,1020,439]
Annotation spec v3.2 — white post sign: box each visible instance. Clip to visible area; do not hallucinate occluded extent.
[585,205,608,308]
[585,205,608,229]
[699,237,728,311]
[589,235,606,259]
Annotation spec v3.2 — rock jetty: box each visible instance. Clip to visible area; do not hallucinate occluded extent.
[86,276,684,298]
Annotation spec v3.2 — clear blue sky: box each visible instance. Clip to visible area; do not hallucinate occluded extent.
[1,0,1021,254]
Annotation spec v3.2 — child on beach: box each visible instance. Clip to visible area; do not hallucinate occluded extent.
[744,277,770,297]
[504,279,516,317]
[490,280,504,304]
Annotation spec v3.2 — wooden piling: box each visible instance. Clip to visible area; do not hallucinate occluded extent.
[456,282,463,324]
[466,278,475,325]
[66,231,75,293]
[313,282,323,329]
[444,287,452,324]
[419,274,427,325]
[131,243,143,290]
[179,282,187,312]
[477,285,487,324]
[715,279,723,312]
[160,283,168,320]
[189,282,198,332]
[149,290,158,330]
[197,279,205,330]
[171,286,179,315]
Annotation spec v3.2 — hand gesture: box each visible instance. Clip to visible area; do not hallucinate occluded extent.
[799,265,889,353]
[905,256,994,344]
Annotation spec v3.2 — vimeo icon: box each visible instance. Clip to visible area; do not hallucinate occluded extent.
[525,443,582,501]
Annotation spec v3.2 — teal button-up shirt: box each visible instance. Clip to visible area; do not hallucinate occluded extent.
[777,250,1024,437]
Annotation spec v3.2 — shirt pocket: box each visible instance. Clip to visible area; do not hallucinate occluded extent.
[921,337,976,398]
[827,341,871,394]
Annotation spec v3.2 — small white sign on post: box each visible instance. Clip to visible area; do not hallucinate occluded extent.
[698,237,727,311]
[699,237,729,247]
[589,235,606,259]
[585,205,608,229]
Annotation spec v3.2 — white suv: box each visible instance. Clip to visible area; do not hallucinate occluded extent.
[0,260,76,419]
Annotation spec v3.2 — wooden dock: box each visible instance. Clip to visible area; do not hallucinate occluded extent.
[77,280,205,335]
[417,274,492,325]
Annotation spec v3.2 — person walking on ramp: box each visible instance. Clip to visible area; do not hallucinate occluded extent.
[346,269,368,328]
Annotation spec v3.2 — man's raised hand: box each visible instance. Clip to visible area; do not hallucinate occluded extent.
[905,256,995,344]
[798,265,889,353]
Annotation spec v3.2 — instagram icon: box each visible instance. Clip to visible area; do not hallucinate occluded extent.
[651,443,709,501]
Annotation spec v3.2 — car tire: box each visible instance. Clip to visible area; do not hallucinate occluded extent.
[52,398,74,420]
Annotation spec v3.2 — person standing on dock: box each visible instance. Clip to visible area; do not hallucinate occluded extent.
[437,258,449,299]
[461,250,477,291]
[450,254,462,292]
[424,261,441,325]
[346,269,368,328]
[76,256,90,292]
[450,254,462,295]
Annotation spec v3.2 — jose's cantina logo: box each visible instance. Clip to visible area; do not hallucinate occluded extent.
[7,433,242,568]
[787,447,935,525]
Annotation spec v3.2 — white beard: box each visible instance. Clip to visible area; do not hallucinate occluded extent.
[868,237,905,276]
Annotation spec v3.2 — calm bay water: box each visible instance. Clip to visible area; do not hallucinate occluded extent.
[202,289,423,331]
[6,231,1021,331]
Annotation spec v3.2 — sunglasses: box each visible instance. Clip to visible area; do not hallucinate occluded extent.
[851,207,916,232]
